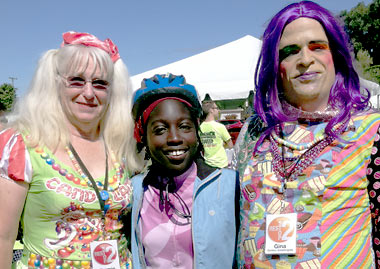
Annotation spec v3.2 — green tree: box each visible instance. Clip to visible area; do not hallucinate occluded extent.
[0,83,16,111]
[340,0,380,83]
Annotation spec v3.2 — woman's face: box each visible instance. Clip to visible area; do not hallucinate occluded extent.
[60,57,110,130]
[146,99,198,176]
[279,18,336,112]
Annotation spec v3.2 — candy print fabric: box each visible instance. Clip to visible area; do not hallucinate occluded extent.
[236,112,380,268]
[0,129,132,267]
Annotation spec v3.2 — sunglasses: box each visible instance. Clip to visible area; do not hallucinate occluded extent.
[62,76,110,91]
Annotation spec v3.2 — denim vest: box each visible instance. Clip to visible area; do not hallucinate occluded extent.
[131,163,239,268]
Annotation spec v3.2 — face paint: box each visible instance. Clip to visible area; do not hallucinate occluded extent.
[279,43,330,63]
[278,18,336,112]
[279,45,301,62]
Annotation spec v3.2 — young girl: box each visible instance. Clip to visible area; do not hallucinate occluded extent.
[130,74,239,268]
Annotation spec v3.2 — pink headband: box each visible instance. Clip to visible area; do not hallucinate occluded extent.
[134,97,192,143]
[61,31,120,63]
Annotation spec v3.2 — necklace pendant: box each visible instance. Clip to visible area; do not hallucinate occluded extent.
[100,190,109,201]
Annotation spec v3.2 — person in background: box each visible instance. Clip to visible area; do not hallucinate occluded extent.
[200,101,233,168]
[233,1,380,267]
[0,31,139,268]
[131,74,239,268]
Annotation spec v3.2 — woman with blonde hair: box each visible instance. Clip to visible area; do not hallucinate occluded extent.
[0,31,140,268]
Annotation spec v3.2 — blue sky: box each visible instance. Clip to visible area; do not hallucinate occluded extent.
[0,0,372,97]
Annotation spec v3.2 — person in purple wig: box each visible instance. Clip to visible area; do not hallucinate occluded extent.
[233,1,380,267]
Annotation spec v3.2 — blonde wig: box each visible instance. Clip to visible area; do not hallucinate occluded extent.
[9,45,142,173]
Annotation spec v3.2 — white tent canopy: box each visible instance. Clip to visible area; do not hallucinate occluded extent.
[131,35,262,101]
[131,35,380,104]
[364,78,380,109]
[361,77,380,95]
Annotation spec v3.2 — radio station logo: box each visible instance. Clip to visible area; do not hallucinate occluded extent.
[93,242,117,265]
[267,216,295,243]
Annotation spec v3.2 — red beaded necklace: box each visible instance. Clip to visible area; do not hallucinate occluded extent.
[270,121,346,193]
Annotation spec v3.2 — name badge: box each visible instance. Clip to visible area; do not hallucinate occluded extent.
[90,240,121,269]
[265,213,297,255]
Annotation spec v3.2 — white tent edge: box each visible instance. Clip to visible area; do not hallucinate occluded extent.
[130,35,262,101]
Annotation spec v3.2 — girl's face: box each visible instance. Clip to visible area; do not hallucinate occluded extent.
[146,99,198,176]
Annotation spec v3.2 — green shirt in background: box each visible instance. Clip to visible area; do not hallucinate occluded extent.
[199,121,231,168]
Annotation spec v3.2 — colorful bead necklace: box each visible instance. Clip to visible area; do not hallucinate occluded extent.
[270,121,346,193]
[36,147,88,187]
[271,125,326,151]
[35,146,124,191]
[65,146,123,191]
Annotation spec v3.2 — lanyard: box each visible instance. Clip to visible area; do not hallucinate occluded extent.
[69,143,109,217]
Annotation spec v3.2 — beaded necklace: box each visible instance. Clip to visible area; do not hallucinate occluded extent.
[65,146,123,191]
[35,146,123,190]
[271,125,326,151]
[270,121,346,193]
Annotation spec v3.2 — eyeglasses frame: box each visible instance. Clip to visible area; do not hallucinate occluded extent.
[58,74,110,91]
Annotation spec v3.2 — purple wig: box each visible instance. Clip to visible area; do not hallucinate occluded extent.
[254,1,368,138]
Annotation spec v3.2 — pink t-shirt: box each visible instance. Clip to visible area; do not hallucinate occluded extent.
[140,162,196,268]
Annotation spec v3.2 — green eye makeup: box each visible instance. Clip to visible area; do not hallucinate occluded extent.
[279,42,330,62]
[279,45,301,62]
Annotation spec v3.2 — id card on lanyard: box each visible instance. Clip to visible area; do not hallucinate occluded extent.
[265,213,297,255]
[69,143,121,268]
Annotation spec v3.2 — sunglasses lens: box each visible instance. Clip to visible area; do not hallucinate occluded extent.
[92,80,109,90]
[68,77,85,87]
[66,77,109,90]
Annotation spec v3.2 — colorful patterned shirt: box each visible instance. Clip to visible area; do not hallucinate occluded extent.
[234,111,380,268]
[0,129,132,268]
